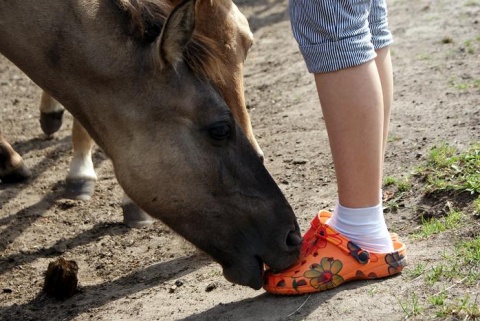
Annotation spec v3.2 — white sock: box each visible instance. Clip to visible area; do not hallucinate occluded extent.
[326,201,394,253]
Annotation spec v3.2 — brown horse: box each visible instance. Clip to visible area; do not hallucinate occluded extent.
[33,0,265,226]
[0,0,301,289]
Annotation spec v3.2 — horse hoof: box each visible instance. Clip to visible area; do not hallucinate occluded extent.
[40,110,65,136]
[0,164,32,183]
[65,179,95,200]
[122,202,154,228]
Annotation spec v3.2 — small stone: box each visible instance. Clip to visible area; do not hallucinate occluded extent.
[292,159,307,165]
[205,283,218,292]
[174,280,184,287]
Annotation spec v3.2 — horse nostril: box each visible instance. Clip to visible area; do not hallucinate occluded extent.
[286,231,302,247]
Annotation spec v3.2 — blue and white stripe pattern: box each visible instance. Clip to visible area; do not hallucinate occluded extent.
[289,0,393,73]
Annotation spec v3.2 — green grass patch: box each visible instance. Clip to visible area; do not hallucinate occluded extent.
[428,289,447,306]
[384,176,412,192]
[387,135,401,143]
[406,262,427,279]
[399,143,480,318]
[457,237,480,266]
[451,78,480,91]
[417,210,463,238]
[473,79,480,90]
[397,234,479,316]
[397,292,424,318]
[474,197,480,217]
[464,40,476,54]
[435,294,480,319]
[418,143,480,195]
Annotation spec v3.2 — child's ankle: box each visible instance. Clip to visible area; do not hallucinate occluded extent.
[326,202,394,253]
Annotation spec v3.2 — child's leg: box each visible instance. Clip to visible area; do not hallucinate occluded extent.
[289,0,394,252]
[314,61,383,209]
[369,0,394,162]
[375,46,393,164]
[314,59,393,253]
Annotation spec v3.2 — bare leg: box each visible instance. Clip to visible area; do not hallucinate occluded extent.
[315,46,393,207]
[314,59,384,208]
[375,46,393,167]
[316,49,395,253]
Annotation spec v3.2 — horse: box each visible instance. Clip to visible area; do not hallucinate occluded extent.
[22,0,265,227]
[0,0,301,290]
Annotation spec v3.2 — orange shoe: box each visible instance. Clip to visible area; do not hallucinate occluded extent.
[263,210,407,295]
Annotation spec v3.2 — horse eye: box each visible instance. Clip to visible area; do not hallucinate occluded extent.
[208,123,231,141]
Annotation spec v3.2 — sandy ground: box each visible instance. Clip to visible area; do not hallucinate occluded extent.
[1,0,479,320]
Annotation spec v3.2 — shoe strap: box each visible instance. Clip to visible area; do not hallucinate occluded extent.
[316,223,371,265]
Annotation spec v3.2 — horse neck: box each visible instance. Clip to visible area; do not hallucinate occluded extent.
[0,0,146,154]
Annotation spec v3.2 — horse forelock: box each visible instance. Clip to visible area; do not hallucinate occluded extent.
[184,33,225,84]
[113,0,225,84]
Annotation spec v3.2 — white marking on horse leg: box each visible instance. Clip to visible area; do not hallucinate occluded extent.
[121,194,154,228]
[65,119,96,200]
[39,91,64,113]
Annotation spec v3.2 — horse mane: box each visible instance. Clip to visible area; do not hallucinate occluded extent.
[113,0,225,84]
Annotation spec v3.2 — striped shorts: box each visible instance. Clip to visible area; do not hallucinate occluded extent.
[289,0,393,73]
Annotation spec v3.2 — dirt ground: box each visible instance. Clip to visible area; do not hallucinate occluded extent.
[1,0,479,320]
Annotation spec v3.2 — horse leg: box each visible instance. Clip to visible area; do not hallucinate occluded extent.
[121,194,154,228]
[39,91,65,136]
[0,129,31,183]
[65,119,97,200]
[66,118,152,227]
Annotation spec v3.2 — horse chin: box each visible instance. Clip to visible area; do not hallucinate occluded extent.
[222,256,264,290]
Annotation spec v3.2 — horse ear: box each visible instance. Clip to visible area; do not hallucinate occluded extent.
[158,0,196,68]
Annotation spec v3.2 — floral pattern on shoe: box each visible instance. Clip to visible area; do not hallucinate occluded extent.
[385,251,407,275]
[303,257,345,291]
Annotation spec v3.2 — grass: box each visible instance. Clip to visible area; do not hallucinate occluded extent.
[406,262,427,279]
[397,292,424,318]
[418,210,463,238]
[428,289,447,306]
[401,237,480,319]
[396,143,480,319]
[435,294,480,319]
[464,40,476,54]
[474,197,480,218]
[451,78,480,91]
[417,143,480,195]
[383,176,412,212]
[384,176,412,192]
